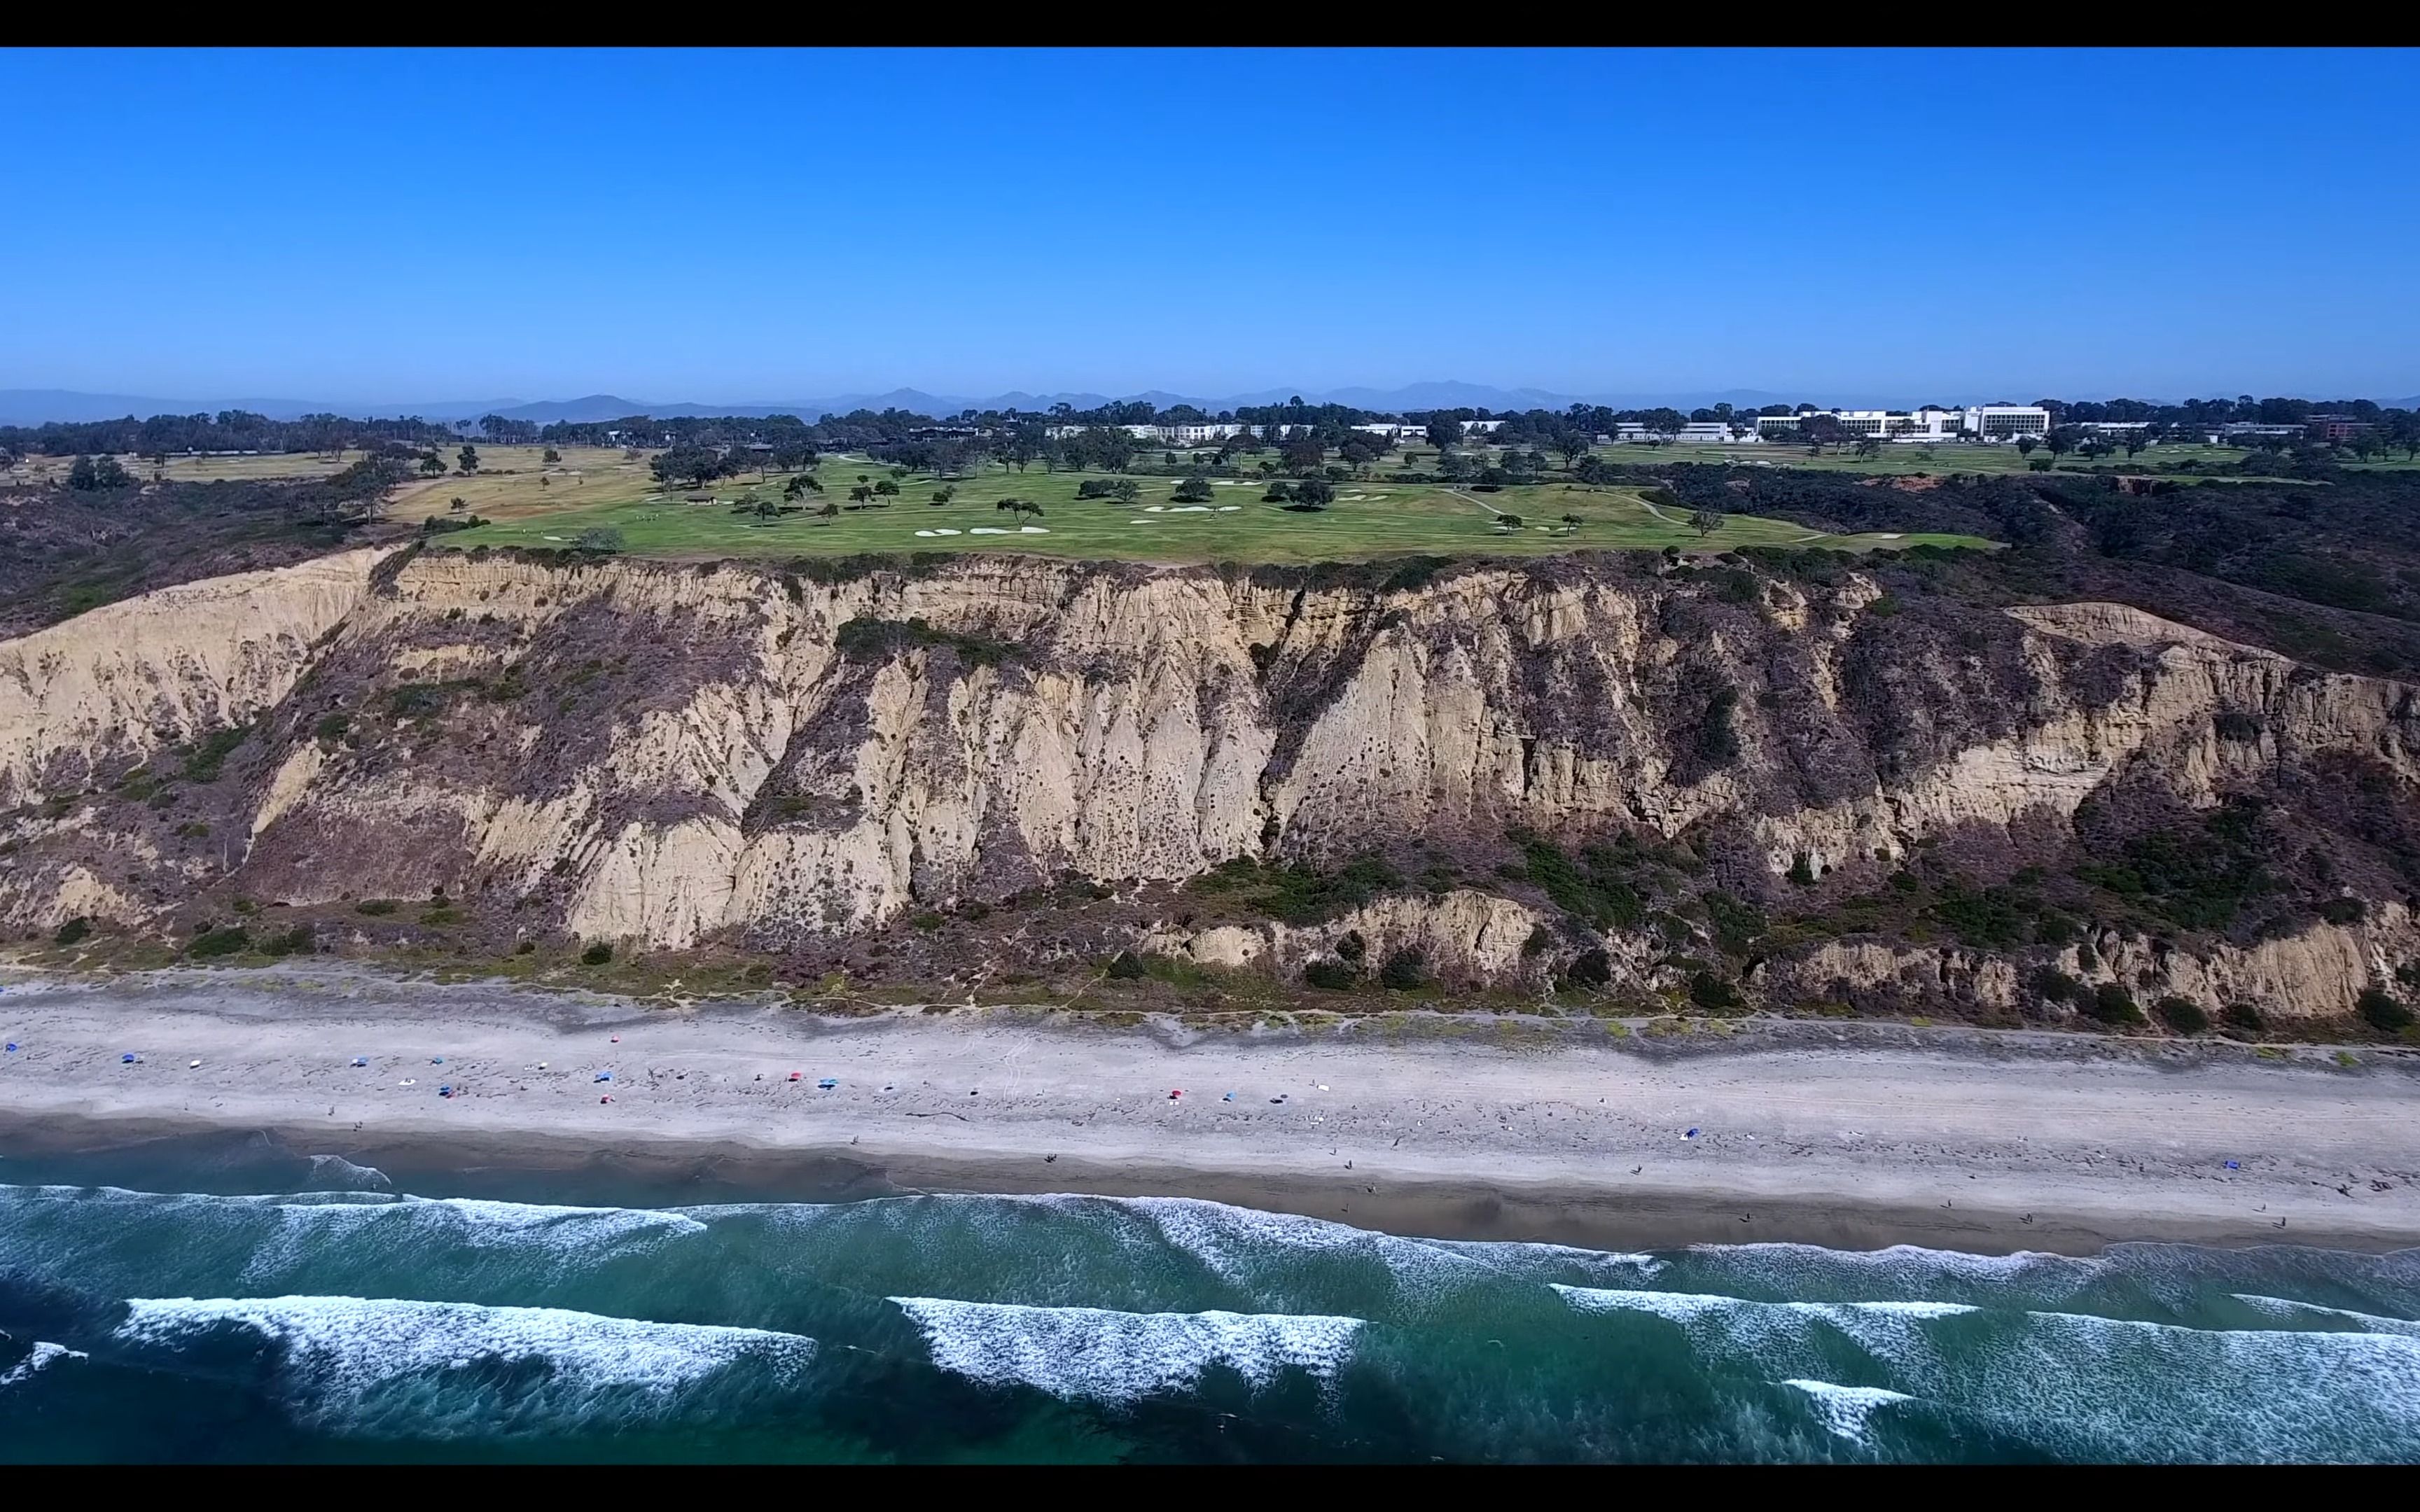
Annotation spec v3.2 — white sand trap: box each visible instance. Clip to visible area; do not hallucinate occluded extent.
[1534,526,1553,532]
[1142,505,1166,512]
[1169,505,1212,512]
[970,526,1008,535]
[541,535,566,541]
[1211,480,1246,486]
[1128,519,1154,524]
[1217,505,1242,512]
[914,528,964,537]
[1875,532,1904,539]
[1018,526,1049,534]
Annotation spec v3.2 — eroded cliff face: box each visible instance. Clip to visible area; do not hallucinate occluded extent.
[5,547,2417,1021]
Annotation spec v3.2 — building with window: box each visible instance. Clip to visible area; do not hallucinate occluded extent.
[1755,405,2051,442]
[1613,421,1761,444]
[1042,422,1244,443]
[2305,414,2375,443]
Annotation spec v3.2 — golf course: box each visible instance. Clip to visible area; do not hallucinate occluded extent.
[384,445,1994,564]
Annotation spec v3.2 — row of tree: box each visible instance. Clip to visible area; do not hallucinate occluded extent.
[13,393,2418,469]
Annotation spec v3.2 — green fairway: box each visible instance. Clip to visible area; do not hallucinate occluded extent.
[417,456,1995,564]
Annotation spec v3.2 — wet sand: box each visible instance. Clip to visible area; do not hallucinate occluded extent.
[3,966,2417,1255]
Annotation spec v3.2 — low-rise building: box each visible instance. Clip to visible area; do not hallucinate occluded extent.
[1042,421,1243,443]
[1613,421,1761,444]
[2306,413,2375,443]
[1756,405,2052,442]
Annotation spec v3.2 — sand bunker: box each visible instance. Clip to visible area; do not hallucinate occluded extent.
[1019,526,1049,534]
[1168,505,1211,513]
[970,527,1007,535]
[913,528,964,538]
[1218,505,1242,512]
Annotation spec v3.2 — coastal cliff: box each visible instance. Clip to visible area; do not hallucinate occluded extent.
[6,545,2417,1028]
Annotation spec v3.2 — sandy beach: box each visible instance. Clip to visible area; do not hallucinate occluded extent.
[1,964,2416,1255]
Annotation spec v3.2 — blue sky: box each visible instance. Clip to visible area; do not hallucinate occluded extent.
[3,47,2414,405]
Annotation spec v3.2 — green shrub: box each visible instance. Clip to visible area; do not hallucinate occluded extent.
[580,941,613,966]
[1378,949,1428,990]
[2318,897,2366,925]
[911,912,945,931]
[354,899,397,916]
[834,616,1017,668]
[2221,1002,2266,1038]
[1334,930,1367,962]
[514,939,536,955]
[2357,987,2413,1032]
[2155,995,2209,1035]
[1505,833,1642,932]
[1565,948,1613,988]
[259,925,314,958]
[1688,972,1742,1011]
[313,712,352,741]
[1786,853,1816,886]
[2072,800,2272,931]
[2030,965,2082,1004]
[53,916,90,946]
[1702,890,1767,955]
[1520,923,1554,958]
[1303,959,1358,991]
[180,724,251,783]
[1105,951,1148,980]
[2090,982,2143,1024]
[187,926,249,958]
[1190,853,1403,926]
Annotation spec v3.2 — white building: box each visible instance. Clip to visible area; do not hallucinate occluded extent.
[1755,405,2051,442]
[1042,422,1243,444]
[1351,419,1506,441]
[1613,421,1761,444]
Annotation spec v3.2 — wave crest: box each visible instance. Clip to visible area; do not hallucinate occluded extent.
[115,1296,816,1438]
[891,1296,1363,1404]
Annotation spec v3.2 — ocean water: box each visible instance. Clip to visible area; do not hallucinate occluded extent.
[1,1149,2416,1462]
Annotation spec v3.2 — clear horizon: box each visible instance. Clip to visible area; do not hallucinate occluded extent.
[3,48,2413,402]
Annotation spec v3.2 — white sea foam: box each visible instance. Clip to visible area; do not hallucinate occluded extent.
[116,1296,816,1437]
[239,1195,708,1287]
[1123,1195,1489,1300]
[0,1340,87,1390]
[891,1296,1361,1403]
[1431,1237,1667,1284]
[1782,1380,1914,1446]
[304,1154,391,1191]
[1562,1282,2420,1462]
[2232,1294,2420,1337]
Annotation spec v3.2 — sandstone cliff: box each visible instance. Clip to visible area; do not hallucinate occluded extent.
[5,546,2416,1026]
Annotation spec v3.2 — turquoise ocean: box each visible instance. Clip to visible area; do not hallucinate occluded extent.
[1,1141,2416,1463]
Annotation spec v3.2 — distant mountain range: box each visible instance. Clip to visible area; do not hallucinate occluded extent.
[4,384,2413,429]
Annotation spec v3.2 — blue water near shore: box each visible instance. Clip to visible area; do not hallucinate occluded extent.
[1,1156,2417,1462]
